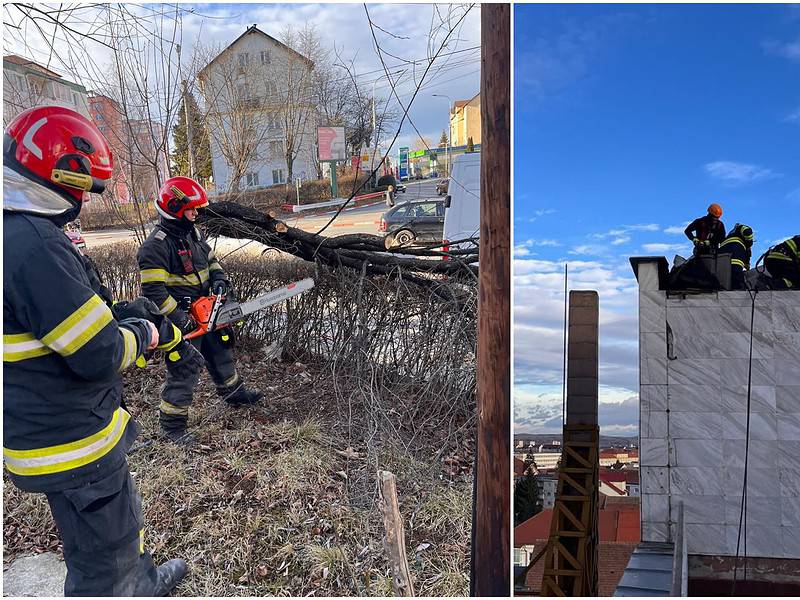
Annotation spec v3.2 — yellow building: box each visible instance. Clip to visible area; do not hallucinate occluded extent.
[449,92,481,147]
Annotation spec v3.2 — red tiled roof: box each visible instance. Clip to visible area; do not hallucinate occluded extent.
[600,470,627,483]
[522,541,638,596]
[3,54,62,78]
[515,503,640,547]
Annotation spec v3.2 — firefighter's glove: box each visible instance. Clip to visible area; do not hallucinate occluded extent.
[175,312,198,335]
[112,297,163,325]
[212,280,230,298]
[166,340,205,378]
[156,320,183,353]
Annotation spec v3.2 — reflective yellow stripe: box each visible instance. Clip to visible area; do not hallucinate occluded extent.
[199,268,209,283]
[159,296,178,315]
[159,401,188,416]
[223,372,239,387]
[731,259,746,268]
[721,238,746,250]
[768,252,794,262]
[3,408,130,476]
[41,296,113,357]
[787,238,799,258]
[3,332,53,362]
[140,268,168,284]
[156,323,183,352]
[118,327,138,371]
[209,261,223,272]
[165,272,200,286]
[139,529,145,554]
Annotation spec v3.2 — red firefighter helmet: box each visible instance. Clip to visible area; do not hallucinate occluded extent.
[3,105,113,202]
[156,176,208,219]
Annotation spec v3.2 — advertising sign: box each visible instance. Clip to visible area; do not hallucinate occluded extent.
[398,146,409,180]
[317,126,346,161]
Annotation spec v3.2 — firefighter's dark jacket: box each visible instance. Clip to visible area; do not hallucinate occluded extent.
[3,212,151,492]
[137,217,228,324]
[684,216,726,245]
[719,234,752,271]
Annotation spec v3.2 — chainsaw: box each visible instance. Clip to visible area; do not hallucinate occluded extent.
[183,278,315,340]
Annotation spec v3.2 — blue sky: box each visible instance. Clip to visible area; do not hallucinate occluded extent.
[513,4,800,436]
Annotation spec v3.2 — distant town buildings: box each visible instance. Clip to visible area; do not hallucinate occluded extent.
[449,92,481,147]
[3,54,89,124]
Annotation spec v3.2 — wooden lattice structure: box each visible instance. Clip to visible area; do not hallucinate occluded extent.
[539,423,599,596]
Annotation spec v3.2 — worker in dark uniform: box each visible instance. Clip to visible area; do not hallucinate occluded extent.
[137,176,264,444]
[3,106,187,596]
[765,235,800,289]
[684,203,726,255]
[718,223,755,289]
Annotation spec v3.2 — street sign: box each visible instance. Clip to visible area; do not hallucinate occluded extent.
[399,146,409,180]
[318,126,346,161]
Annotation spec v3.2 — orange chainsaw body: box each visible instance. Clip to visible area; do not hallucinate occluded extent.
[184,295,225,340]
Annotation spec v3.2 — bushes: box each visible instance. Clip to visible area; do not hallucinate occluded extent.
[86,241,477,434]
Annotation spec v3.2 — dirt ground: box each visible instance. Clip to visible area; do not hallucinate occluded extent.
[3,345,474,596]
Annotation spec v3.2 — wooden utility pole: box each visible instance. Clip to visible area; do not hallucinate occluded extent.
[471,4,510,597]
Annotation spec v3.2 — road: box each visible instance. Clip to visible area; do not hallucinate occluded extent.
[83,179,444,250]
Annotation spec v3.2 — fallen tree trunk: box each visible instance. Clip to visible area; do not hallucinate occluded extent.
[199,202,480,287]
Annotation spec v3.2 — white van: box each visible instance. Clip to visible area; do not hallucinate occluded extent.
[442,152,480,252]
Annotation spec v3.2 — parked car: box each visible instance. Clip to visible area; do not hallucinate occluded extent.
[428,172,439,179]
[443,152,480,253]
[436,178,449,196]
[64,222,86,250]
[379,199,445,247]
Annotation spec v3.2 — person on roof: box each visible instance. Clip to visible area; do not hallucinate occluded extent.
[764,235,800,289]
[3,106,188,596]
[718,223,755,289]
[684,203,726,255]
[137,176,264,444]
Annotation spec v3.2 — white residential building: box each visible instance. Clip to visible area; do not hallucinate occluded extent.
[3,55,90,124]
[197,25,317,192]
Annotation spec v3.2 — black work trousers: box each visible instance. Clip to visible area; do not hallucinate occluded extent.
[766,257,799,289]
[45,461,159,596]
[159,329,238,432]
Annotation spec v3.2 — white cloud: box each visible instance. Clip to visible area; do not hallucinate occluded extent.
[569,244,607,256]
[786,107,800,123]
[765,38,800,62]
[704,161,777,184]
[664,223,689,235]
[539,239,562,247]
[642,242,687,253]
[610,236,630,246]
[528,208,557,223]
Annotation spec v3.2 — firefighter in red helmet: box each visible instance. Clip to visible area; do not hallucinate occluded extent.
[3,106,187,595]
[137,176,264,444]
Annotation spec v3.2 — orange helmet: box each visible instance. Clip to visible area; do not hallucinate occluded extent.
[707,203,723,218]
[3,105,113,203]
[155,176,208,219]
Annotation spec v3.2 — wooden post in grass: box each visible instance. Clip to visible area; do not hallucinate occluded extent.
[378,470,415,596]
[471,3,510,597]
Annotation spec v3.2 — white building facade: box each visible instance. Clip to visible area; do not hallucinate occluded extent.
[198,26,317,193]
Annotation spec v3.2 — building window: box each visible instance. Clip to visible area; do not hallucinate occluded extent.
[238,53,249,68]
[95,113,104,121]
[245,172,259,187]
[272,169,285,185]
[260,50,270,65]
[269,140,282,157]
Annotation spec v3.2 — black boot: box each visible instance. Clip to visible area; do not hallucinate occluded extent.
[163,428,197,446]
[223,385,264,407]
[152,558,188,596]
